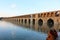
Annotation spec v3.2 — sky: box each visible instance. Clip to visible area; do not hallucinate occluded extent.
[0,0,60,17]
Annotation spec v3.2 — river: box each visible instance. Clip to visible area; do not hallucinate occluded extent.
[0,21,47,40]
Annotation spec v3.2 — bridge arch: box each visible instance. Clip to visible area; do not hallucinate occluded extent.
[25,19,27,24]
[32,19,35,25]
[21,19,23,24]
[47,18,54,28]
[28,19,30,25]
[38,19,43,27]
[18,19,20,23]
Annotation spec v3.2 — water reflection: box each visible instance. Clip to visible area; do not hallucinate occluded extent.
[0,21,47,40]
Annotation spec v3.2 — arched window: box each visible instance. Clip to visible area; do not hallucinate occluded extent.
[51,12,53,16]
[55,11,60,17]
[38,14,40,17]
[44,13,46,17]
[47,13,49,17]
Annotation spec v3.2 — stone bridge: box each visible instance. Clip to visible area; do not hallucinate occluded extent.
[2,10,60,33]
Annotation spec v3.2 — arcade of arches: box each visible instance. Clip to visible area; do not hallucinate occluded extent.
[2,10,60,33]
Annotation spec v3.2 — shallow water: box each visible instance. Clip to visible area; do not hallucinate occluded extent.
[0,21,47,40]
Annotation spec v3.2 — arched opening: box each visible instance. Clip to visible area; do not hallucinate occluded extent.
[47,13,49,17]
[38,14,40,18]
[41,13,43,17]
[47,19,54,28]
[25,19,27,24]
[51,12,53,16]
[38,19,43,26]
[28,19,30,25]
[55,11,59,17]
[44,13,46,17]
[32,19,35,25]
[0,17,3,20]
[32,19,35,30]
[28,19,30,28]
[19,19,20,24]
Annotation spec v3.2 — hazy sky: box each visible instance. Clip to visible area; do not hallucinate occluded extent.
[0,0,60,17]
